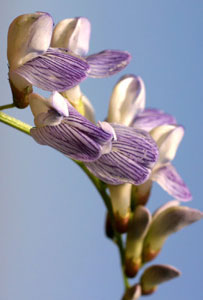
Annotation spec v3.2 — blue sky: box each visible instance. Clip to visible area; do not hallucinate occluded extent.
[0,1,202,299]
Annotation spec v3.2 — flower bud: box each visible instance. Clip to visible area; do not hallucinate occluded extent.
[122,284,141,300]
[131,179,152,206]
[105,213,114,239]
[125,206,151,277]
[143,202,203,262]
[109,184,132,233]
[140,264,181,295]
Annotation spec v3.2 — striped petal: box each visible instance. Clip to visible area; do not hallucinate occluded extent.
[112,124,159,169]
[13,48,89,91]
[86,50,131,78]
[30,94,113,162]
[85,125,159,185]
[132,109,176,132]
[152,164,192,201]
[108,75,146,126]
[51,17,91,56]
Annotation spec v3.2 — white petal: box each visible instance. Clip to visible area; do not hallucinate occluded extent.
[108,75,145,125]
[151,125,184,165]
[8,12,53,69]
[29,93,49,118]
[51,17,91,56]
[29,92,69,120]
[152,200,180,220]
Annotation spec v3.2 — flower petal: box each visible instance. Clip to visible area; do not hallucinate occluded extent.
[132,108,176,132]
[125,206,151,277]
[152,200,180,220]
[122,284,141,300]
[51,17,91,56]
[143,204,202,262]
[14,48,89,91]
[141,265,181,295]
[152,164,192,201]
[86,50,131,78]
[29,92,69,127]
[85,125,159,185]
[8,12,53,69]
[112,124,159,169]
[151,125,184,165]
[31,123,102,161]
[30,101,113,162]
[108,75,146,126]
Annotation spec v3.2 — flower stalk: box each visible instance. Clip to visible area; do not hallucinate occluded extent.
[0,111,31,135]
[0,103,15,110]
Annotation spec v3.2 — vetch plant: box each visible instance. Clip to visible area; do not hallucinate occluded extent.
[1,12,202,300]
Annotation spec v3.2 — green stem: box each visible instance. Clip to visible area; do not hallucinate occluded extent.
[77,162,129,290]
[0,103,15,110]
[0,111,31,135]
[0,111,129,290]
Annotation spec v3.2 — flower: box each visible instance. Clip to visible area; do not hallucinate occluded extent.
[148,124,192,201]
[51,17,131,78]
[125,205,151,277]
[140,265,181,295]
[108,74,191,202]
[50,17,132,119]
[29,92,158,185]
[7,12,89,108]
[124,200,202,276]
[85,123,159,185]
[108,74,176,129]
[142,200,203,262]
[106,74,176,230]
[29,92,113,162]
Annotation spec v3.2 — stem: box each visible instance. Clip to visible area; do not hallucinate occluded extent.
[0,111,31,135]
[77,162,129,290]
[0,103,15,110]
[0,111,129,290]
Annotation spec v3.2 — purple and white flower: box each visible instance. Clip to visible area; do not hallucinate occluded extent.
[142,200,203,262]
[50,17,131,120]
[7,12,89,108]
[29,92,158,185]
[106,74,175,228]
[149,125,192,201]
[140,264,181,295]
[108,74,191,201]
[108,74,176,129]
[51,17,131,78]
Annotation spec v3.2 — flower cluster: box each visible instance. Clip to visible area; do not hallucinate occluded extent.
[6,12,202,300]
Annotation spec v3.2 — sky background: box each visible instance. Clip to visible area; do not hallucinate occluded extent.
[0,0,202,299]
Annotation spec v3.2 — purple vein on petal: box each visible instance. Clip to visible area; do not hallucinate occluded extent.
[14,48,89,91]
